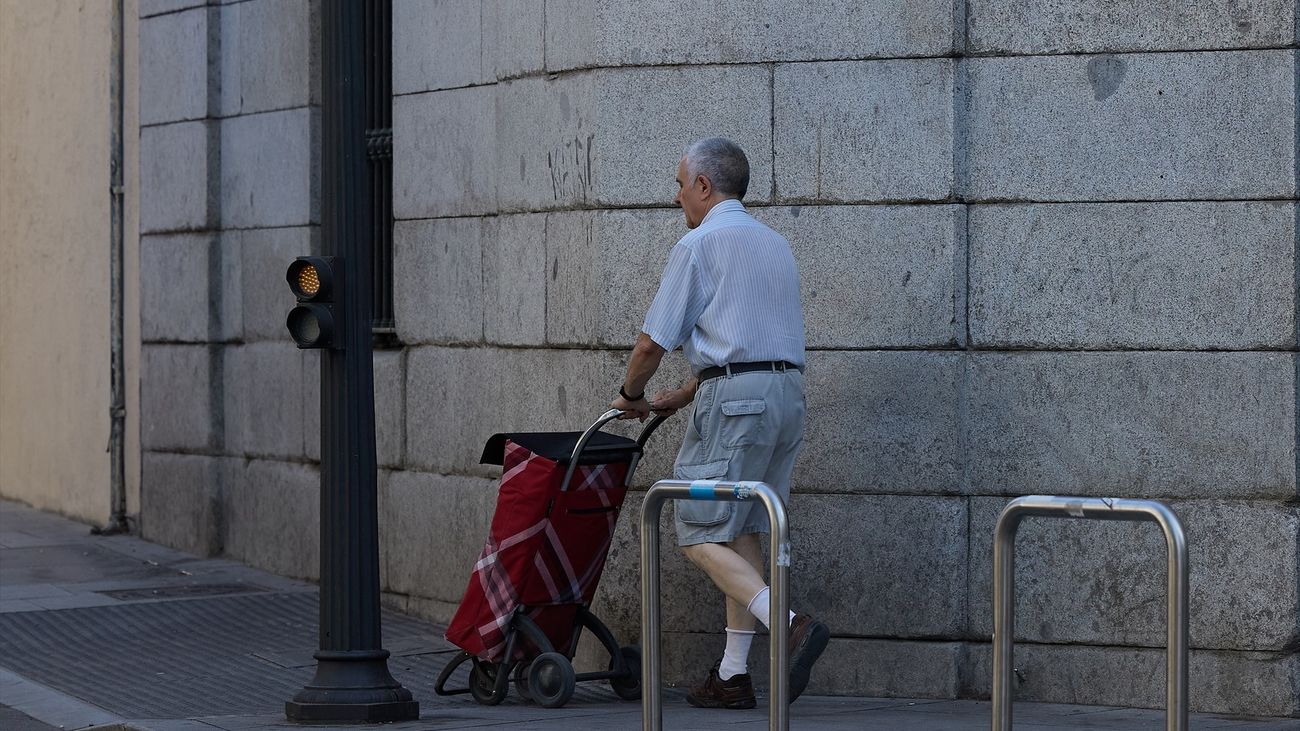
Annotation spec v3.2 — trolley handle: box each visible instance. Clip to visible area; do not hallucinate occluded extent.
[559,410,670,492]
[635,413,669,447]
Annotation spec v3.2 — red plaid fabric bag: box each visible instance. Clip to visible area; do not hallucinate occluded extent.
[445,439,630,663]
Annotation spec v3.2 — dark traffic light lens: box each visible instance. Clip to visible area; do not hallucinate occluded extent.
[288,304,333,348]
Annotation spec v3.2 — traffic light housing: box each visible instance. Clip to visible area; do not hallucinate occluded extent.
[286,256,343,349]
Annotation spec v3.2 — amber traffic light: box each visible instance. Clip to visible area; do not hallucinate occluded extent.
[286,256,342,349]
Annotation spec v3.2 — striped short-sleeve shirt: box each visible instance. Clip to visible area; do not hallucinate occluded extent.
[642,199,805,374]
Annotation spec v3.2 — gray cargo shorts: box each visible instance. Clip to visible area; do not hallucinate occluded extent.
[673,368,806,547]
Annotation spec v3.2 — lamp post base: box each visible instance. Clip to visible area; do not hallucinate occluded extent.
[285,650,419,723]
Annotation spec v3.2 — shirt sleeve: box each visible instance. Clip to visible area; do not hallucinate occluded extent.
[641,243,705,352]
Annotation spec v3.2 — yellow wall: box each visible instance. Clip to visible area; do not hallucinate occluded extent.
[0,0,139,525]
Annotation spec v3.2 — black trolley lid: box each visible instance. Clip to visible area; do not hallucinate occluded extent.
[480,431,642,467]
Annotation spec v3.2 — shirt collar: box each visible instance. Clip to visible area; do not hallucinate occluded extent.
[699,198,746,227]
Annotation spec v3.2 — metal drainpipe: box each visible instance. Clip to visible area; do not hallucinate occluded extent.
[99,0,128,536]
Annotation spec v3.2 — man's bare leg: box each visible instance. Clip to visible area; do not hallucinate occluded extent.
[682,533,782,627]
[683,532,828,703]
[681,534,768,693]
[681,537,766,615]
[723,533,766,631]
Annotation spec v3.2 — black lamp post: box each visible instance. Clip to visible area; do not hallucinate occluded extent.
[284,0,417,721]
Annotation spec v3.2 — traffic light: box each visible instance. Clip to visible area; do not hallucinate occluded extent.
[286,256,342,349]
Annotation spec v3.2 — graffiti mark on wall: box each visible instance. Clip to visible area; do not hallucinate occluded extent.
[548,132,596,202]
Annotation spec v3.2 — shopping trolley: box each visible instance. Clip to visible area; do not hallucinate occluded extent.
[434,409,669,708]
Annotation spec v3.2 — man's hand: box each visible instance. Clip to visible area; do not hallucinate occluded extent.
[648,386,693,417]
[611,394,652,421]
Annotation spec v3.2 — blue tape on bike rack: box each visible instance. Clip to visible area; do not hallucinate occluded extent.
[689,480,720,499]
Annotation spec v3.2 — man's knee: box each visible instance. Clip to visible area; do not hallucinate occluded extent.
[679,542,703,563]
[679,541,716,568]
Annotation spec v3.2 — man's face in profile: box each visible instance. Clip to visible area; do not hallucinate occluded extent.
[673,157,707,229]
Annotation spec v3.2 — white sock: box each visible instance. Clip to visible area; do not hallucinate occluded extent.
[718,628,755,680]
[745,586,796,629]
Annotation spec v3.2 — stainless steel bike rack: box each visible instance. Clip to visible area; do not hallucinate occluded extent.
[992,495,1189,731]
[640,479,790,731]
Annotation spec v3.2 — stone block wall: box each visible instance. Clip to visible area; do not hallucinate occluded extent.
[135,0,1300,716]
[136,0,323,575]
[384,0,1299,715]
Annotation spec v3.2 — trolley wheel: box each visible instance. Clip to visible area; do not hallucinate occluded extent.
[527,652,576,709]
[513,660,534,704]
[469,659,505,706]
[609,645,642,701]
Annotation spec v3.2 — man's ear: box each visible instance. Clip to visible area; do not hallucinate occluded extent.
[696,174,711,197]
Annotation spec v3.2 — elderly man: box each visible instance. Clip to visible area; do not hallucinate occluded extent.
[611,137,828,709]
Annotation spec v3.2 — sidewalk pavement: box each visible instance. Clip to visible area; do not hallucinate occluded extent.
[1,499,1296,731]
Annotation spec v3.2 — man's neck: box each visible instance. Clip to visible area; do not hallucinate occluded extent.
[698,196,741,224]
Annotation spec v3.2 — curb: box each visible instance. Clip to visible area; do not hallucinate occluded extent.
[0,667,127,730]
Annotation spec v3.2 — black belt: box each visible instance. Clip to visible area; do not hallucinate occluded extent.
[699,361,798,383]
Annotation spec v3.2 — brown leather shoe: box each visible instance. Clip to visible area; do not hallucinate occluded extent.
[788,613,829,702]
[685,664,756,709]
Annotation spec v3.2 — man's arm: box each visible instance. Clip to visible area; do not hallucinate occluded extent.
[610,332,666,419]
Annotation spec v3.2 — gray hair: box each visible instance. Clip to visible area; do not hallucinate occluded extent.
[683,137,750,200]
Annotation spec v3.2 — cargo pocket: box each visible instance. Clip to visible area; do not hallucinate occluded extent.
[720,398,766,448]
[673,458,733,527]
